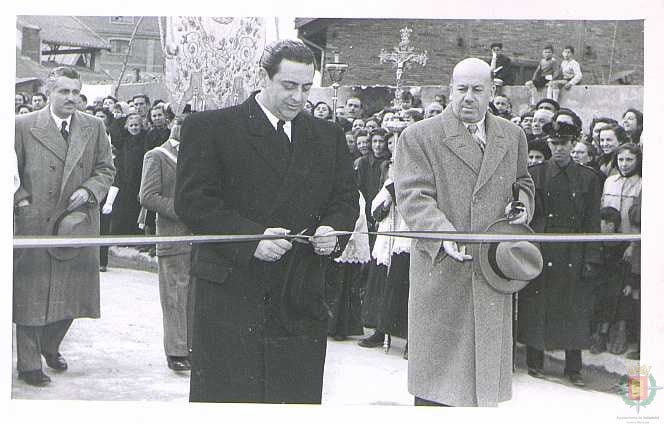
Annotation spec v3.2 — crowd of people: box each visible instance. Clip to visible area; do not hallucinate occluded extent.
[13,39,642,403]
[305,76,643,378]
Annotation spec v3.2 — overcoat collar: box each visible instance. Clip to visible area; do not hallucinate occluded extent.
[31,108,95,203]
[438,106,508,195]
[242,93,318,216]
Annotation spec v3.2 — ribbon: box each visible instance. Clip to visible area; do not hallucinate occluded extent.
[13,231,640,249]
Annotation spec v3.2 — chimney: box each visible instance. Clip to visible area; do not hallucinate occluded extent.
[19,23,41,63]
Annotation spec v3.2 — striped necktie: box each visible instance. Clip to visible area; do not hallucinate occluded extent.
[60,121,70,142]
[467,123,485,153]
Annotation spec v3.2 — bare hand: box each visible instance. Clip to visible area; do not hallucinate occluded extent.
[564,83,573,90]
[442,241,472,262]
[505,202,528,225]
[311,225,337,256]
[68,188,90,211]
[254,228,293,262]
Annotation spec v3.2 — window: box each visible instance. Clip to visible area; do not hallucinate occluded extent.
[109,16,134,25]
[109,39,130,55]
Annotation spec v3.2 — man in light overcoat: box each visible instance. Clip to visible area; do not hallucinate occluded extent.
[139,120,194,372]
[394,58,535,407]
[13,67,115,386]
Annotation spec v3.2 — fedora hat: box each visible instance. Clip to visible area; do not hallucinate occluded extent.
[48,208,93,261]
[479,218,543,294]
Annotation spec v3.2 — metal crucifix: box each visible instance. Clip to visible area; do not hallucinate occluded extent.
[378,27,428,107]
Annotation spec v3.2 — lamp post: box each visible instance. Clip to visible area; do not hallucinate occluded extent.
[324,52,349,123]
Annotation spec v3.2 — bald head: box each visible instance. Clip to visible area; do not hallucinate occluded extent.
[449,58,495,123]
[451,58,493,85]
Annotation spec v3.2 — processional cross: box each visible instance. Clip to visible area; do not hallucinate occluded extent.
[378,27,428,107]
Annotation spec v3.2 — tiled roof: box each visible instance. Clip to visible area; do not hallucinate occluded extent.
[17,15,111,50]
[294,18,318,29]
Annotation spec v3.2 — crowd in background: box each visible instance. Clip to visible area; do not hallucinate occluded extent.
[13,41,643,369]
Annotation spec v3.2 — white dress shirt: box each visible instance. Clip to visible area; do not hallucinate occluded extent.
[463,116,487,145]
[49,105,73,134]
[255,95,292,142]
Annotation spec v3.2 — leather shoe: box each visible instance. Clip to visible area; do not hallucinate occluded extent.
[167,356,191,371]
[358,332,385,348]
[527,367,545,379]
[18,369,51,386]
[43,352,68,371]
[566,371,586,387]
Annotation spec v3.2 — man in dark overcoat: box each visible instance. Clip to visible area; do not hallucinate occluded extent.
[13,67,115,386]
[174,40,358,404]
[517,123,602,387]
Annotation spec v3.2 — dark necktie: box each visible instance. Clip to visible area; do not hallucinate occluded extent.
[276,120,292,154]
[60,121,70,142]
[467,123,485,153]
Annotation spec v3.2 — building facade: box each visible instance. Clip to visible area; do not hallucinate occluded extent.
[296,19,644,87]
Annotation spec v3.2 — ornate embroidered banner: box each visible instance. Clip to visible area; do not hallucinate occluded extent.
[159,17,266,113]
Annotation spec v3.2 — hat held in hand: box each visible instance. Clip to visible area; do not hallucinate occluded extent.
[48,208,93,261]
[479,218,543,294]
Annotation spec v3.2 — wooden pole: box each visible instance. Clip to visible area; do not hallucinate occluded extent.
[114,16,144,98]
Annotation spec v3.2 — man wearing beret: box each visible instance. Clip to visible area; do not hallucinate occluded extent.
[394,58,534,406]
[14,67,115,386]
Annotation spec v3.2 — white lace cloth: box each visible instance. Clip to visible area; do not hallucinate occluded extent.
[335,192,371,264]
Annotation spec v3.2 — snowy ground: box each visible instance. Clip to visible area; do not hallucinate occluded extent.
[9,266,660,424]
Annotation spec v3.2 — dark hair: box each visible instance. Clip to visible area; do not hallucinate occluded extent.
[599,123,630,145]
[520,111,534,120]
[32,92,47,102]
[543,44,554,52]
[536,98,560,112]
[125,112,142,123]
[152,99,165,107]
[132,94,151,105]
[313,101,332,119]
[85,105,96,112]
[16,104,33,113]
[103,95,118,104]
[528,140,552,159]
[369,127,388,140]
[599,206,621,227]
[259,39,315,79]
[404,108,424,122]
[399,91,414,102]
[146,104,166,125]
[79,94,88,104]
[587,117,619,142]
[490,42,503,49]
[555,108,583,133]
[614,142,643,176]
[563,45,575,54]
[622,108,643,143]
[574,140,600,162]
[93,107,112,124]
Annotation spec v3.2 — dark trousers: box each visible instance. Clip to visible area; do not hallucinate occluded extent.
[526,346,582,374]
[16,319,73,371]
[414,396,451,407]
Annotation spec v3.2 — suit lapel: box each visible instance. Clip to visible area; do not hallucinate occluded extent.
[473,113,507,195]
[29,108,67,163]
[60,112,94,198]
[439,109,481,176]
[244,96,289,177]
